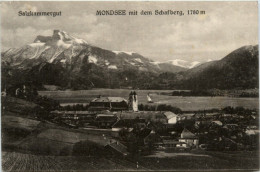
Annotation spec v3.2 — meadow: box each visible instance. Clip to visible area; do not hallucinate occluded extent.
[39,89,259,111]
[2,150,258,171]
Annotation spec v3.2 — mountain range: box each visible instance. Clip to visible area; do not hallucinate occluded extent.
[1,30,258,90]
[180,45,259,90]
[2,30,187,73]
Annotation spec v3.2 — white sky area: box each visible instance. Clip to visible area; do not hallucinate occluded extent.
[1,1,258,63]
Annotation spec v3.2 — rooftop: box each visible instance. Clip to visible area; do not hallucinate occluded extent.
[96,114,117,117]
[211,120,223,126]
[163,111,178,120]
[50,111,96,115]
[105,141,128,155]
[113,118,146,128]
[91,97,128,103]
[181,128,198,139]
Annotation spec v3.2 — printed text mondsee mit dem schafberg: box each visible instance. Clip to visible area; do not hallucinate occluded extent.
[96,10,185,16]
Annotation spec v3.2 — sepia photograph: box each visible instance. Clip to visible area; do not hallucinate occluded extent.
[1,1,259,171]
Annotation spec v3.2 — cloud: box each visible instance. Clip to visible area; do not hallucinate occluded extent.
[1,27,52,50]
[1,6,112,50]
[136,4,258,61]
[1,1,258,63]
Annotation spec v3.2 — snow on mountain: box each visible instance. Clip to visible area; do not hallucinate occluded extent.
[150,61,160,65]
[150,59,201,69]
[189,61,200,68]
[88,55,98,64]
[169,59,186,67]
[105,60,110,65]
[2,30,90,66]
[2,30,190,75]
[56,30,88,45]
[56,40,72,49]
[134,58,143,63]
[28,42,45,48]
[168,59,201,69]
[73,38,88,44]
[49,49,63,63]
[113,50,134,55]
[27,43,51,59]
[62,31,88,44]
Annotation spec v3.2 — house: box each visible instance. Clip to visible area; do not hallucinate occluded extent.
[250,115,256,119]
[144,130,163,146]
[245,129,258,135]
[50,110,96,118]
[163,111,179,124]
[88,97,128,111]
[115,111,180,125]
[176,142,189,149]
[151,135,186,149]
[196,113,219,120]
[194,120,211,129]
[211,120,223,126]
[147,121,168,134]
[95,114,118,128]
[223,124,239,131]
[178,128,199,148]
[162,140,180,148]
[205,113,220,120]
[179,113,195,120]
[245,126,259,135]
[208,120,223,131]
[112,118,146,131]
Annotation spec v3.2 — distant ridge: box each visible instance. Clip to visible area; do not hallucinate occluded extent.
[1,30,258,90]
[180,45,259,90]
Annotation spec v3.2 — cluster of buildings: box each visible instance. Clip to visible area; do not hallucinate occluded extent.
[50,92,201,153]
[187,111,259,151]
[50,91,259,154]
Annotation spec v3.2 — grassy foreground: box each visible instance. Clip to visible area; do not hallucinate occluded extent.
[2,150,259,171]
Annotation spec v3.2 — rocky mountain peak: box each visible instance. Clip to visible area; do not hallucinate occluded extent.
[34,30,88,45]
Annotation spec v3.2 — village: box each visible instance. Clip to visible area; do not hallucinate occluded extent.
[1,2,259,170]
[45,90,259,156]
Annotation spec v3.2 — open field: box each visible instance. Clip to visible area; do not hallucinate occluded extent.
[2,150,258,171]
[39,89,259,111]
[1,151,145,171]
[2,96,39,115]
[37,128,113,146]
[2,118,119,156]
[2,116,40,131]
[138,150,259,170]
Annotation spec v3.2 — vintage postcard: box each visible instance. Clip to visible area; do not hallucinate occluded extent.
[1,1,259,171]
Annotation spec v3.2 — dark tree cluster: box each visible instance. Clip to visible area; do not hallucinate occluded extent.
[138,104,182,114]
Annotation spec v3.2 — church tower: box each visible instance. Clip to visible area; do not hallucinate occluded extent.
[128,91,138,112]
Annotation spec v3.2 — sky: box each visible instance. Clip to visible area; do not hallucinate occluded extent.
[1,1,258,63]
